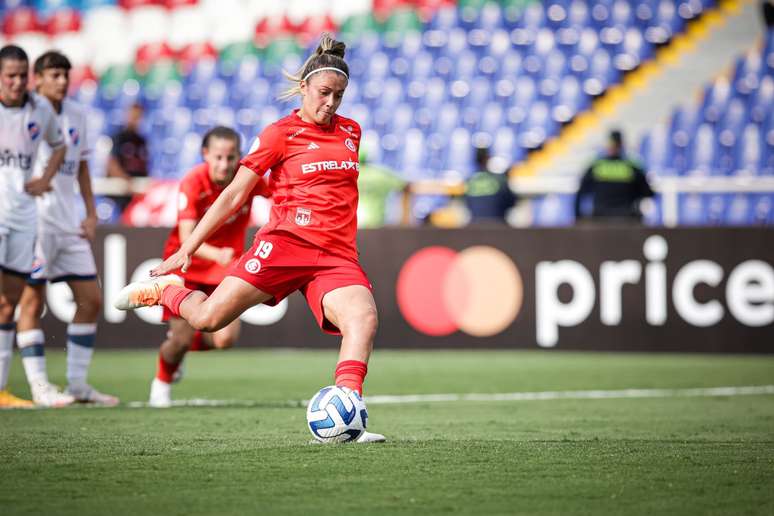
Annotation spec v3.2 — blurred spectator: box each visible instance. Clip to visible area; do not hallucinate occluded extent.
[107,103,149,212]
[357,150,407,228]
[574,130,654,223]
[762,1,774,28]
[464,146,516,224]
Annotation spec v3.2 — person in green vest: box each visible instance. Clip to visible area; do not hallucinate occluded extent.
[574,130,654,222]
[464,145,517,224]
[357,150,407,228]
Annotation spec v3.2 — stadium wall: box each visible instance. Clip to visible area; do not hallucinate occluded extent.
[40,227,773,353]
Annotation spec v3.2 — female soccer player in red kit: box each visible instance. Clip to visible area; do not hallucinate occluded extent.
[116,35,384,442]
[149,126,270,407]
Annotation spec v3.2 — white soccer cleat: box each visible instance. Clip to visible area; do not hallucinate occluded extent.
[148,378,172,408]
[32,381,75,408]
[356,430,386,443]
[113,274,184,310]
[66,383,120,407]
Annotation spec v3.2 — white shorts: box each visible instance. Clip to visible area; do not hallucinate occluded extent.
[29,233,98,284]
[0,226,36,277]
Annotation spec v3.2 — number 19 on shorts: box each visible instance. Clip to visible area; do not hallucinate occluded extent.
[254,240,273,259]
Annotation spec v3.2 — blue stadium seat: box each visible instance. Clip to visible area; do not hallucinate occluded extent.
[725,193,750,225]
[519,101,553,150]
[533,193,575,226]
[453,49,478,80]
[427,6,459,32]
[751,194,774,224]
[410,50,434,81]
[387,103,414,134]
[704,193,726,225]
[552,75,584,123]
[686,123,717,176]
[583,48,616,96]
[443,127,473,177]
[397,128,426,181]
[492,126,522,164]
[506,76,537,126]
[734,123,762,175]
[747,75,773,124]
[669,105,699,174]
[679,193,706,225]
[478,101,505,135]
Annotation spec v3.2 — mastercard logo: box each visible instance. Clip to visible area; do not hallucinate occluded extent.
[396,246,523,337]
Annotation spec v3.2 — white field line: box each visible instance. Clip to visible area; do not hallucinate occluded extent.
[125,385,774,408]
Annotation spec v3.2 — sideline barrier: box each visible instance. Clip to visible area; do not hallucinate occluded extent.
[40,226,773,353]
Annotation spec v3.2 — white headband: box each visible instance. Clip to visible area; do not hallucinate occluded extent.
[303,67,349,82]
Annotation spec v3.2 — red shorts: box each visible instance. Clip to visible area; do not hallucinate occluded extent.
[162,279,217,322]
[228,230,372,335]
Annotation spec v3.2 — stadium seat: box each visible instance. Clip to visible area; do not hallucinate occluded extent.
[2,7,40,36]
[533,193,574,226]
[725,193,751,225]
[679,193,706,225]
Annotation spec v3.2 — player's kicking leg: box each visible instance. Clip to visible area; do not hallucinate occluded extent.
[322,285,385,443]
[62,279,118,406]
[16,282,74,407]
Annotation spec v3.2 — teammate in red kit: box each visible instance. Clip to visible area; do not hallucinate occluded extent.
[115,34,384,442]
[149,126,270,407]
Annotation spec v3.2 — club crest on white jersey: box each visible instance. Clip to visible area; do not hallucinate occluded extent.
[33,98,92,236]
[0,93,64,233]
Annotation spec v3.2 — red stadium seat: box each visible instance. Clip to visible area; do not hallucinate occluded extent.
[254,15,296,47]
[68,65,98,93]
[43,8,81,35]
[2,8,41,37]
[178,42,217,74]
[135,42,176,73]
[163,0,198,8]
[296,15,338,46]
[118,0,165,9]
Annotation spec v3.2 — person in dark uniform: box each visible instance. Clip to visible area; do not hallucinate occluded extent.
[574,130,654,222]
[106,102,149,213]
[465,145,517,224]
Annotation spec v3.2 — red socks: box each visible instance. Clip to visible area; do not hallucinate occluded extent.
[156,352,180,383]
[160,285,193,318]
[189,331,212,352]
[335,360,368,395]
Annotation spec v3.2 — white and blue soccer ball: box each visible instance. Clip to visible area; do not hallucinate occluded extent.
[306,385,368,443]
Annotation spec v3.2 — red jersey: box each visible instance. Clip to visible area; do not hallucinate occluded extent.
[239,110,361,262]
[163,163,269,285]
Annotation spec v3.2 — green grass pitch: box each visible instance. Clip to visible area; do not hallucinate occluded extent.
[2,349,773,516]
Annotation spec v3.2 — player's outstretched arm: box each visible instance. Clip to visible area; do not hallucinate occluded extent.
[151,166,259,276]
[178,220,234,265]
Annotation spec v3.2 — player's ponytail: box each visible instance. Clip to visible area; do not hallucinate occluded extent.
[279,33,349,101]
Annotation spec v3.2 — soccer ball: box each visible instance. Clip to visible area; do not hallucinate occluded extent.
[306,385,368,443]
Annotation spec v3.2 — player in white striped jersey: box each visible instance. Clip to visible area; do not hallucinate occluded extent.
[14,51,119,407]
[0,45,66,409]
